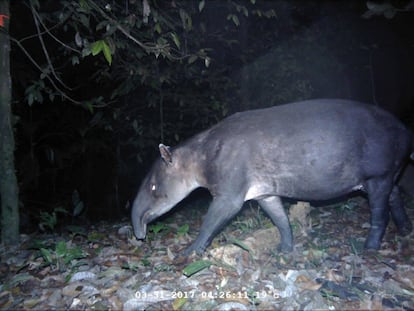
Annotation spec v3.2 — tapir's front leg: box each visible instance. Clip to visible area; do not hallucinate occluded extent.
[183,195,245,256]
[258,196,293,252]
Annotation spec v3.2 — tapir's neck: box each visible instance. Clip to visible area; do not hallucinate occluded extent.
[175,140,209,189]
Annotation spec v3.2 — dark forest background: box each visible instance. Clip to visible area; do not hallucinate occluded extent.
[5,0,414,234]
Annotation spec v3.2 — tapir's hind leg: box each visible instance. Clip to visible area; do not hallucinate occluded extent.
[258,196,293,252]
[183,195,244,256]
[364,177,393,250]
[389,185,413,236]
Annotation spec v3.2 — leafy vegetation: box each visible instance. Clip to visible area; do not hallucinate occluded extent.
[36,240,88,272]
[10,0,279,229]
[177,224,190,236]
[38,207,68,231]
[6,0,414,234]
[183,259,213,277]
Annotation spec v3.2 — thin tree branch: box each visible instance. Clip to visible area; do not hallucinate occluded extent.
[87,0,169,53]
[10,36,82,105]
[19,2,75,51]
[30,0,73,91]
[30,6,81,55]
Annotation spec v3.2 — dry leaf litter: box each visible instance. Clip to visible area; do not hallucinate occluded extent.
[1,195,413,310]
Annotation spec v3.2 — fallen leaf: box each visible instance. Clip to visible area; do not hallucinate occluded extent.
[392,270,414,290]
[298,280,323,291]
[326,269,345,283]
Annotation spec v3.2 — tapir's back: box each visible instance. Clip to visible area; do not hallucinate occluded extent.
[189,99,412,199]
[211,99,405,138]
[197,99,408,155]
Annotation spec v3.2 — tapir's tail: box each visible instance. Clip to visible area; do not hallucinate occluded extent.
[411,136,414,160]
[410,131,414,161]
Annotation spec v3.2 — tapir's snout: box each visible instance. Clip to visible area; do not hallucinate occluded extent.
[133,223,147,240]
[131,199,148,240]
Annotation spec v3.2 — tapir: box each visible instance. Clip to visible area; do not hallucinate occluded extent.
[132,99,413,255]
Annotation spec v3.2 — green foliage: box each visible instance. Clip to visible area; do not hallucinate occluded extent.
[183,260,213,277]
[39,207,69,231]
[15,1,273,190]
[37,190,84,231]
[231,205,270,233]
[24,80,46,106]
[153,263,175,272]
[177,224,189,236]
[4,273,33,290]
[66,225,88,238]
[228,237,252,253]
[141,257,151,267]
[227,14,240,26]
[90,39,112,65]
[122,260,140,272]
[16,0,277,135]
[12,0,330,225]
[148,222,168,235]
[38,240,88,271]
[87,231,106,242]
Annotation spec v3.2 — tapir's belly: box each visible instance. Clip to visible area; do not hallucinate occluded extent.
[244,179,364,201]
[244,164,364,201]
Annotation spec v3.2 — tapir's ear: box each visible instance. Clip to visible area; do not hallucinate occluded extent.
[159,144,173,165]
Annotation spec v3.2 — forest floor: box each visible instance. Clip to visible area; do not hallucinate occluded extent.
[1,193,414,310]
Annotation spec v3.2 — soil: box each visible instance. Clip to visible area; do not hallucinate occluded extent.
[1,193,413,310]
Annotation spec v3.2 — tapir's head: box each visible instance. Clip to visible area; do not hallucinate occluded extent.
[131,144,200,240]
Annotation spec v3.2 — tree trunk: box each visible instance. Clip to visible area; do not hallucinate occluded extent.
[0,0,20,245]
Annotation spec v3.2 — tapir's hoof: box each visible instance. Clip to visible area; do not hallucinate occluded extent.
[182,244,205,257]
[398,220,413,236]
[181,247,195,257]
[277,242,293,253]
[364,239,381,250]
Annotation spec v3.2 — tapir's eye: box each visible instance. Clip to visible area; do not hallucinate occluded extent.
[150,184,156,192]
[150,183,166,199]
